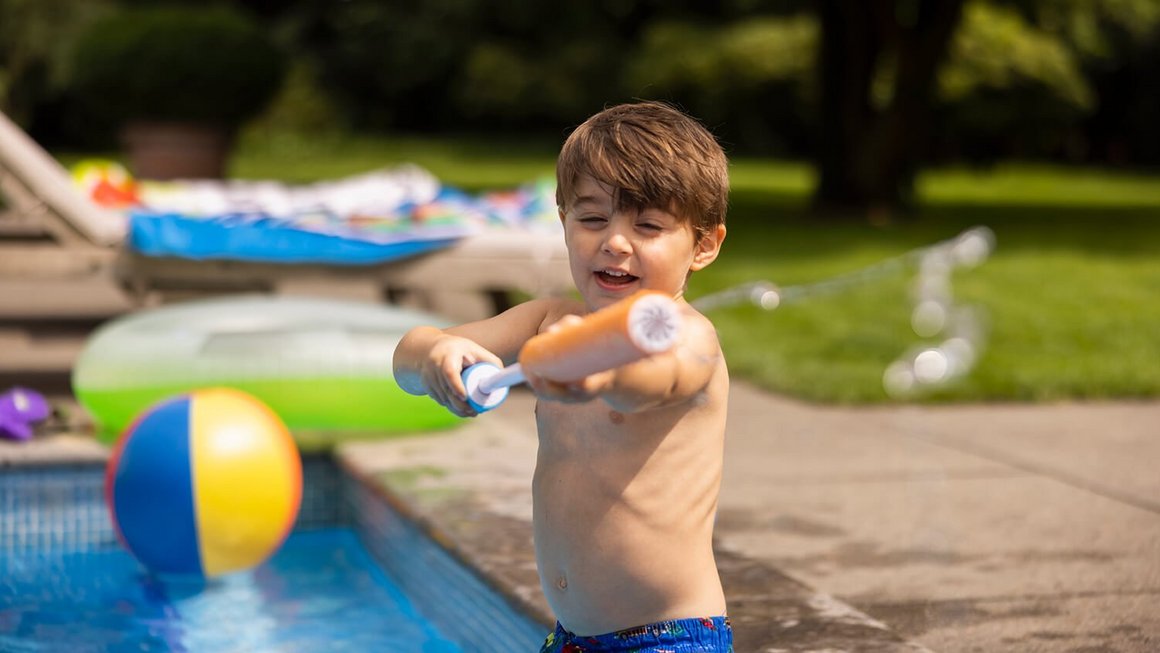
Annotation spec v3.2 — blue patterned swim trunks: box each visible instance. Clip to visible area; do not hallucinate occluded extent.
[539,616,733,652]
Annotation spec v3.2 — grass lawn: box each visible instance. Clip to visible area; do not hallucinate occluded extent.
[230,133,1160,404]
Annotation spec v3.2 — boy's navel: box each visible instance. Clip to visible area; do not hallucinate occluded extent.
[556,575,568,590]
[608,410,625,424]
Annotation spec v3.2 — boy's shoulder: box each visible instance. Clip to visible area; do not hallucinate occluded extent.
[546,296,589,320]
[680,304,723,355]
[474,296,587,344]
[674,304,728,391]
[520,296,588,334]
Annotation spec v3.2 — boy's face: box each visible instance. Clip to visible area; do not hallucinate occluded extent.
[560,175,725,311]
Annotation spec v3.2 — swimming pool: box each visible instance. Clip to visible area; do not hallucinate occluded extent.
[0,458,547,652]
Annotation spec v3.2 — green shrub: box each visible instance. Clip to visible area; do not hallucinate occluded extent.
[69,5,285,128]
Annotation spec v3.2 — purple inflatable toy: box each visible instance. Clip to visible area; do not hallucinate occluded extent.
[0,387,51,441]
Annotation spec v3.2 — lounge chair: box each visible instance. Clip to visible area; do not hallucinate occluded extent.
[0,109,572,322]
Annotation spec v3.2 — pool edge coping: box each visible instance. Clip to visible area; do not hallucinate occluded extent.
[334,451,557,630]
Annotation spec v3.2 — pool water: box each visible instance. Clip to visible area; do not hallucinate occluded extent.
[0,460,546,652]
[1,529,463,652]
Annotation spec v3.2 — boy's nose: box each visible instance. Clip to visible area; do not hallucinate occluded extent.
[602,231,632,256]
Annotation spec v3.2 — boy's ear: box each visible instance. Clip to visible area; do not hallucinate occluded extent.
[690,224,726,271]
[558,208,571,246]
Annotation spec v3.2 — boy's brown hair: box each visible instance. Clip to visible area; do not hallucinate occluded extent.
[556,101,729,241]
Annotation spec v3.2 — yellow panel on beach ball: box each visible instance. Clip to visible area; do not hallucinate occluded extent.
[189,388,302,577]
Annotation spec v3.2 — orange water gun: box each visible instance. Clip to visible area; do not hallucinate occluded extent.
[460,290,683,412]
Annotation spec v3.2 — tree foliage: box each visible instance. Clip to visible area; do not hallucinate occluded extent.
[624,16,818,153]
[69,5,285,127]
[0,0,115,124]
[3,0,1158,182]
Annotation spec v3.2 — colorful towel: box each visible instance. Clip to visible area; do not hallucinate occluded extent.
[72,160,560,264]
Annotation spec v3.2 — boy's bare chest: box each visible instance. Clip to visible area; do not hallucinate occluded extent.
[531,395,726,536]
[531,397,722,501]
[534,399,667,458]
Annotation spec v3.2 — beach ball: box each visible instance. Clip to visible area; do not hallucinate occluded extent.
[105,388,302,577]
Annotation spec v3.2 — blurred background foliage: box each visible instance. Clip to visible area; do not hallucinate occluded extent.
[2,0,1157,402]
[68,5,285,128]
[2,0,1157,170]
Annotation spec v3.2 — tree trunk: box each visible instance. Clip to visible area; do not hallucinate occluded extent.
[812,0,966,217]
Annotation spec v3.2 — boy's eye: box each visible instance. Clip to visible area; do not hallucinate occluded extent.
[578,216,607,226]
[637,222,663,232]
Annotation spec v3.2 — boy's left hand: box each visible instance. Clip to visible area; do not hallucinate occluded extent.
[525,369,614,404]
[525,313,614,403]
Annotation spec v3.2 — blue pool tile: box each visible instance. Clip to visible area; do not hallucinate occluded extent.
[0,456,545,652]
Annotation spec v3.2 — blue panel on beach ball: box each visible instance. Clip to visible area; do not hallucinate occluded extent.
[109,396,202,576]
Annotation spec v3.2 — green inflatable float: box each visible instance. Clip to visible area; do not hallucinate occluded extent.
[72,295,462,448]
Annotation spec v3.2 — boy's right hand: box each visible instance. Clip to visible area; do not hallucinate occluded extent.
[421,335,504,417]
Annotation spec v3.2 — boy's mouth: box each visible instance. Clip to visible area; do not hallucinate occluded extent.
[594,268,639,289]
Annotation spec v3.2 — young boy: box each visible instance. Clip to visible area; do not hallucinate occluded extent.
[393,101,732,652]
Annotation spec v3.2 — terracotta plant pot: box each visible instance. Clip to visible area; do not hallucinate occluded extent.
[120,122,233,180]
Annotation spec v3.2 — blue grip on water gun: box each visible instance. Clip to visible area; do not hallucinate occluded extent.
[461,362,510,413]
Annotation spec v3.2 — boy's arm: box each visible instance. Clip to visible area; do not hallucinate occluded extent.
[528,307,723,413]
[392,298,566,413]
[392,325,464,396]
